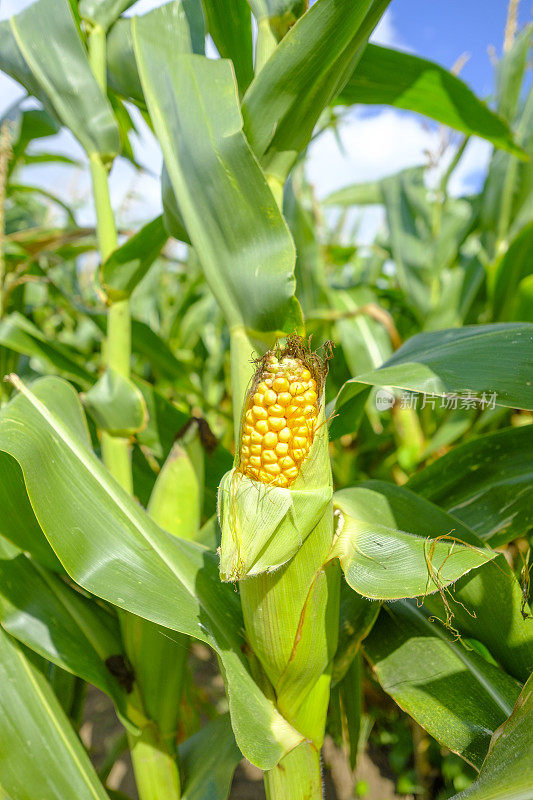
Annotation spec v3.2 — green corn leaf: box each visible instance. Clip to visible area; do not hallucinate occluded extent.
[248,0,304,21]
[0,626,110,800]
[0,452,63,571]
[4,0,119,160]
[107,17,145,105]
[0,375,303,769]
[133,4,301,339]
[332,323,533,438]
[332,578,380,686]
[82,369,148,436]
[323,179,382,206]
[242,0,391,165]
[0,537,129,714]
[79,0,138,31]
[492,220,533,322]
[495,24,533,123]
[0,312,93,388]
[451,672,533,800]
[337,653,363,771]
[107,6,205,106]
[336,44,525,158]
[333,481,495,600]
[408,425,533,546]
[422,552,533,685]
[201,0,253,93]
[133,378,189,461]
[148,442,202,541]
[9,108,60,170]
[364,600,522,769]
[131,319,196,390]
[179,714,242,800]
[161,165,192,243]
[100,216,168,301]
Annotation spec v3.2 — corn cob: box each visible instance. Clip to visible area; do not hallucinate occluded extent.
[238,353,319,487]
[218,337,333,581]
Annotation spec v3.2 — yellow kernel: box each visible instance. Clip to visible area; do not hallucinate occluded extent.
[253,392,264,406]
[277,474,289,488]
[250,429,262,444]
[264,379,273,387]
[279,427,291,443]
[275,442,289,456]
[295,426,310,438]
[256,420,269,435]
[264,463,281,476]
[292,436,307,449]
[286,404,300,418]
[309,379,317,390]
[304,390,318,404]
[303,405,315,417]
[292,449,305,461]
[241,445,250,455]
[263,389,277,406]
[300,369,312,382]
[250,444,262,456]
[272,377,289,392]
[288,416,305,429]
[262,450,277,464]
[268,417,286,431]
[284,466,299,480]
[293,394,306,405]
[249,455,262,468]
[257,381,269,393]
[244,423,253,435]
[258,469,272,482]
[242,434,250,445]
[253,405,268,420]
[289,382,305,396]
[263,431,278,447]
[277,392,292,407]
[245,409,254,424]
[268,404,285,417]
[280,455,295,468]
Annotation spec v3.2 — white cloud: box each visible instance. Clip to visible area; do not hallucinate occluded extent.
[306,108,493,243]
[0,0,35,20]
[370,9,410,50]
[307,108,440,199]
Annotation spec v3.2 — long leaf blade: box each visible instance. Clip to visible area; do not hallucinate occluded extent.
[336,44,524,157]
[0,627,110,800]
[0,376,302,769]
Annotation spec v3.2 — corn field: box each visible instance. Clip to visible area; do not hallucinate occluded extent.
[0,1,532,799]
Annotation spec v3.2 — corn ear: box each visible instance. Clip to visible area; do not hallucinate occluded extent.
[220,337,339,798]
[218,339,333,580]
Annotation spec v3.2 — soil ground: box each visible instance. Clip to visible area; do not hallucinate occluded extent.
[83,682,410,800]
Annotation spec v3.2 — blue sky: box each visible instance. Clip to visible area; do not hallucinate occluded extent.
[390,0,531,96]
[0,0,530,238]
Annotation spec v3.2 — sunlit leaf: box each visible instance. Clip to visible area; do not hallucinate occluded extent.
[0,626,110,800]
[364,600,522,769]
[333,481,494,600]
[408,425,533,546]
[451,672,533,799]
[336,44,525,157]
[0,376,303,769]
[5,0,119,159]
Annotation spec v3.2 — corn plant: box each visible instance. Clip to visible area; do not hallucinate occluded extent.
[0,2,532,800]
